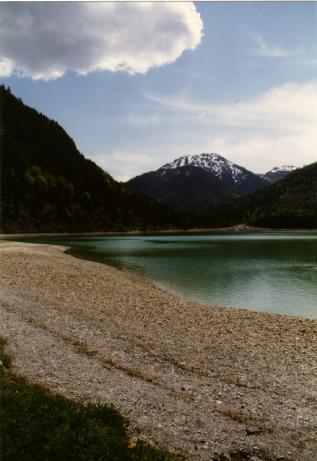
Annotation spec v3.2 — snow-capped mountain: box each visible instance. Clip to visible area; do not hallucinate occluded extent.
[263,165,296,183]
[160,153,247,184]
[126,153,268,213]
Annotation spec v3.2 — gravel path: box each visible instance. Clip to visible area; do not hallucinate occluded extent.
[0,241,316,460]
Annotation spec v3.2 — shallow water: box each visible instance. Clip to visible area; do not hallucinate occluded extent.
[28,232,317,318]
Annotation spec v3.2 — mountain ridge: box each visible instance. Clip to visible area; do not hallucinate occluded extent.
[262,165,296,183]
[2,85,310,232]
[127,153,296,213]
[0,85,186,232]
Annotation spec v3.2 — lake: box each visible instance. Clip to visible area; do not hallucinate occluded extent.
[28,232,317,318]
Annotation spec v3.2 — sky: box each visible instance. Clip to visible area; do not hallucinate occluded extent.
[0,1,317,181]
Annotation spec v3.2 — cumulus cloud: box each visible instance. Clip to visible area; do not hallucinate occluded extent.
[0,2,203,80]
[145,81,317,173]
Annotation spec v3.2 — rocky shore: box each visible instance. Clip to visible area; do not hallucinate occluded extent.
[0,241,316,460]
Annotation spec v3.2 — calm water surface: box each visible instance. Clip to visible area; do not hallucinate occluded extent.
[29,232,317,318]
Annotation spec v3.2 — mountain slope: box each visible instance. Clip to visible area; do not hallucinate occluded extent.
[0,86,183,232]
[127,165,238,213]
[161,153,267,195]
[227,162,317,228]
[127,153,267,213]
[263,165,296,183]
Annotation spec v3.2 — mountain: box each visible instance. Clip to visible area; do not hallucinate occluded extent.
[226,162,317,228]
[127,153,268,213]
[2,85,306,232]
[263,165,296,183]
[0,86,185,233]
[126,165,237,214]
[160,153,267,195]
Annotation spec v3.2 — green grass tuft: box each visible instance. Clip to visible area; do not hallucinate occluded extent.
[0,338,176,461]
[0,338,12,369]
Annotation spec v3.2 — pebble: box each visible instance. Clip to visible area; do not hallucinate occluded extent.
[219,452,231,461]
[246,426,262,435]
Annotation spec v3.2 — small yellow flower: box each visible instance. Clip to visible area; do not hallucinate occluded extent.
[128,441,137,449]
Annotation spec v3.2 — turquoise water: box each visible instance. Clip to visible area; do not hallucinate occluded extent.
[29,232,317,318]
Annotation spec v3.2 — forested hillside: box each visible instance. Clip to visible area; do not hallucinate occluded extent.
[225,163,317,228]
[0,86,185,233]
[1,86,315,232]
[127,165,238,214]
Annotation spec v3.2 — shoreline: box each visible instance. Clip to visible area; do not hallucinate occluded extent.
[1,225,317,240]
[1,241,317,460]
[68,245,316,323]
[18,231,317,321]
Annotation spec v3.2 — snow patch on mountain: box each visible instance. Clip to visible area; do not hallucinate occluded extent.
[263,165,296,182]
[160,153,247,184]
[266,165,296,174]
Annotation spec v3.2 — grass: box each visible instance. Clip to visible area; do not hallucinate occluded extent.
[0,338,176,461]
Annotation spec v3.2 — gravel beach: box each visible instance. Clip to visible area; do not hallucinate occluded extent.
[0,241,316,460]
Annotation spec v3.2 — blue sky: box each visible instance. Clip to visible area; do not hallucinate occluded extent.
[1,2,317,180]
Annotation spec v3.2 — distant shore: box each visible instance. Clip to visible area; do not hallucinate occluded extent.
[1,224,315,240]
[1,241,317,460]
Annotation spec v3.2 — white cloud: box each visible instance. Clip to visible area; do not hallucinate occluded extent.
[92,82,317,179]
[146,81,317,130]
[248,31,288,58]
[208,133,316,174]
[144,81,317,174]
[93,150,167,182]
[0,57,13,77]
[0,2,203,80]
